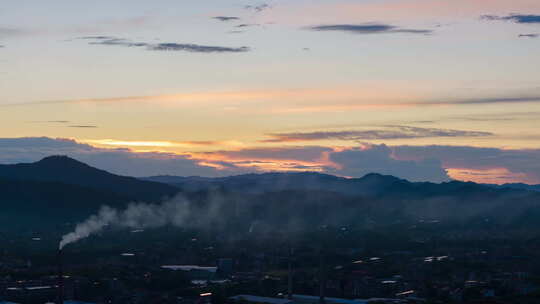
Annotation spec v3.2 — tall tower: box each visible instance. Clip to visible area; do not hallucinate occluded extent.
[287,246,293,300]
[319,248,326,304]
[57,249,64,304]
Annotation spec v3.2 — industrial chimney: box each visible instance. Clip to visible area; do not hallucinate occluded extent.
[57,249,64,304]
[319,248,326,304]
[287,246,293,300]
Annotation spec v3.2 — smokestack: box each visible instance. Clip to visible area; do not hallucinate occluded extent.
[287,246,293,300]
[57,249,64,304]
[319,248,325,304]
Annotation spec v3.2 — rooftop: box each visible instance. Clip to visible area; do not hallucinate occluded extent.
[230,295,293,304]
[161,265,217,272]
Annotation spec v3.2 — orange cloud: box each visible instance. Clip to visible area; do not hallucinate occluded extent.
[9,85,427,111]
[447,167,538,185]
[270,103,414,114]
[188,146,339,172]
[82,139,244,152]
[85,139,199,148]
[75,87,419,109]
[10,85,539,118]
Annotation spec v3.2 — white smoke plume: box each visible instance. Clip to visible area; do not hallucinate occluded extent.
[59,196,195,250]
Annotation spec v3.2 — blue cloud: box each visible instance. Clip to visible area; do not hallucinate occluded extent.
[244,3,271,13]
[212,16,240,22]
[261,126,493,142]
[482,14,540,24]
[519,33,539,38]
[308,23,433,35]
[149,43,250,53]
[77,36,250,53]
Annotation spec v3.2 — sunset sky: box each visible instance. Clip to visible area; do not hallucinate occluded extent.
[1,0,540,184]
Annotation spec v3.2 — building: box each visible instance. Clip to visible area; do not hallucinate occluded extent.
[229,295,293,304]
[217,258,234,277]
[229,294,405,304]
[161,265,218,280]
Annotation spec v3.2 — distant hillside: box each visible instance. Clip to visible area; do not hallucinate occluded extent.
[143,172,510,198]
[141,172,540,235]
[142,172,407,196]
[0,156,178,201]
[0,178,129,230]
[486,183,540,192]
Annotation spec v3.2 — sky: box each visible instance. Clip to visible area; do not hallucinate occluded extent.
[1,0,540,184]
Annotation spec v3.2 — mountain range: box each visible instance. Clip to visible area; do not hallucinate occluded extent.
[142,172,540,196]
[1,156,540,237]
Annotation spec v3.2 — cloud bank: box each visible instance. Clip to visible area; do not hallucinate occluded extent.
[0,137,226,177]
[328,144,449,182]
[1,137,539,184]
[393,145,540,184]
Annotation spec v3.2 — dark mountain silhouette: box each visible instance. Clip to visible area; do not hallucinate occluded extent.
[143,172,406,196]
[0,156,177,200]
[486,182,540,192]
[0,178,129,230]
[142,172,502,197]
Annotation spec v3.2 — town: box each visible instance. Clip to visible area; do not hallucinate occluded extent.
[2,226,540,304]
